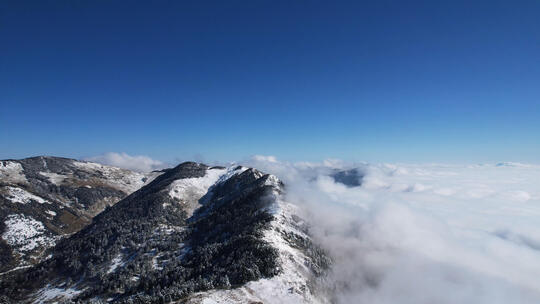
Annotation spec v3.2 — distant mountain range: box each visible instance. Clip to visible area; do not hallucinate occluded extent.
[0,156,331,303]
[0,156,162,275]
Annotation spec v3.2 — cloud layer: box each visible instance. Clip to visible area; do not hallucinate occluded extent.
[85,152,165,172]
[244,156,540,304]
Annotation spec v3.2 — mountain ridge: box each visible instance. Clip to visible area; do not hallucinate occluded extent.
[0,156,160,274]
[0,158,330,304]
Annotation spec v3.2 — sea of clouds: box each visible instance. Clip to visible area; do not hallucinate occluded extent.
[244,156,540,304]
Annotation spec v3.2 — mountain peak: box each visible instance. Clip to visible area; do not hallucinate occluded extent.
[1,161,329,304]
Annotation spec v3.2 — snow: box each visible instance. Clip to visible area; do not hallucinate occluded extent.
[264,174,282,188]
[0,265,32,277]
[72,160,159,194]
[151,252,167,270]
[34,284,84,303]
[0,160,27,183]
[107,253,124,274]
[240,190,323,304]
[2,186,50,204]
[166,167,228,215]
[213,166,248,186]
[45,210,57,217]
[71,160,109,171]
[189,175,324,304]
[39,171,67,185]
[2,214,55,253]
[196,166,249,207]
[154,223,185,235]
[168,168,227,201]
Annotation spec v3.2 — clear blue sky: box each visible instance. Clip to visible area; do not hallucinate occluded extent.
[1,1,539,163]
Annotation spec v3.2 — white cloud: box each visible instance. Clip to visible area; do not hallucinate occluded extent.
[251,155,279,163]
[85,152,165,172]
[242,156,540,304]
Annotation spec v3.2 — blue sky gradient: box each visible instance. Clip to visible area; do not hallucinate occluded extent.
[1,1,539,163]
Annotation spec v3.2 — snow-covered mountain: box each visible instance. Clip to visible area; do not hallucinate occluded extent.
[0,160,329,304]
[0,156,161,274]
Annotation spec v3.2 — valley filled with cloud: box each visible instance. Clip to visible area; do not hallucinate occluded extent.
[245,157,540,304]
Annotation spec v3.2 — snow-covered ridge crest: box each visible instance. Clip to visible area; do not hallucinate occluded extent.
[0,160,27,184]
[188,168,329,304]
[167,167,231,201]
[163,165,251,215]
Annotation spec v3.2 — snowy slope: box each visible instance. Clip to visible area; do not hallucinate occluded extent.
[166,167,228,216]
[0,156,161,273]
[188,188,329,304]
[170,166,330,303]
[2,214,56,254]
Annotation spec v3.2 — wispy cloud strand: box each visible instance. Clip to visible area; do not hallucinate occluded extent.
[85,152,165,172]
